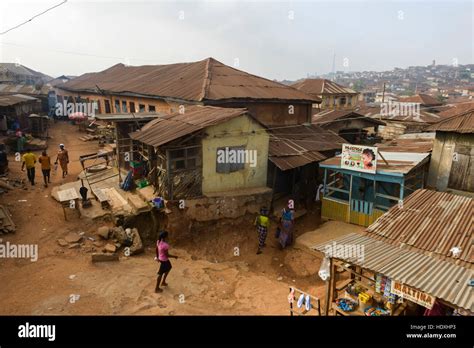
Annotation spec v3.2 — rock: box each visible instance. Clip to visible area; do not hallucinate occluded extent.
[97,226,110,240]
[57,239,68,247]
[277,276,283,281]
[68,243,80,249]
[65,232,82,244]
[91,253,119,263]
[129,228,144,255]
[69,275,76,280]
[93,241,103,247]
[104,244,116,253]
[279,264,284,267]
[115,243,121,249]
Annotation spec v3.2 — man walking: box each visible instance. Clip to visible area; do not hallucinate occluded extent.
[21,148,37,186]
[55,144,69,178]
[39,150,51,187]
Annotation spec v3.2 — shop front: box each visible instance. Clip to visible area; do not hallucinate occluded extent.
[319,145,430,227]
[312,233,472,317]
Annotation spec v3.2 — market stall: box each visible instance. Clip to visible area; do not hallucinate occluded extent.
[312,233,472,317]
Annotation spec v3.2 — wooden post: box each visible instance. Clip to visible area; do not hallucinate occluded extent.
[323,257,333,316]
[166,149,173,200]
[347,174,353,223]
[115,124,122,185]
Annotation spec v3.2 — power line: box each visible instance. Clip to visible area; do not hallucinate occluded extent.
[0,0,68,36]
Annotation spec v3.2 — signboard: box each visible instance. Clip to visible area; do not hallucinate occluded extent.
[341,144,378,174]
[391,281,435,309]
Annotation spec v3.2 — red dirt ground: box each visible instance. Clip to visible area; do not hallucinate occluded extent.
[0,122,332,315]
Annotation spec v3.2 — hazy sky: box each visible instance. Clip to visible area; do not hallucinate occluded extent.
[0,0,472,80]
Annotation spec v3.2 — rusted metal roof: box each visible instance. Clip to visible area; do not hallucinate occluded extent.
[58,58,317,103]
[320,151,431,175]
[366,189,473,265]
[312,233,473,311]
[425,110,474,134]
[399,94,443,106]
[0,83,51,96]
[268,124,346,171]
[437,101,474,118]
[356,105,448,124]
[94,112,166,122]
[375,133,435,153]
[312,109,385,126]
[130,105,248,147]
[0,94,40,107]
[291,79,357,97]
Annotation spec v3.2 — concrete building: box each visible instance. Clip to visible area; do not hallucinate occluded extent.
[291,79,358,110]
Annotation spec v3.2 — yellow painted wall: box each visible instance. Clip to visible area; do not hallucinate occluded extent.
[202,115,269,194]
[322,197,385,227]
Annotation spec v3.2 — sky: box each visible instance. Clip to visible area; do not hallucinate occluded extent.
[0,0,473,80]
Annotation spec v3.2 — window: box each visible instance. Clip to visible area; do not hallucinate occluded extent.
[347,96,352,106]
[148,105,156,112]
[104,100,111,114]
[340,96,347,106]
[216,146,245,173]
[93,100,100,114]
[115,100,121,113]
[122,101,127,113]
[139,104,146,112]
[129,102,136,113]
[168,146,200,171]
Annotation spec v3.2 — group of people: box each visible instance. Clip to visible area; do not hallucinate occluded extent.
[254,204,295,255]
[152,206,295,294]
[21,144,69,187]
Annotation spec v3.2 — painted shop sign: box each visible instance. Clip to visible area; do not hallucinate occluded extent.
[340,144,378,174]
[391,281,435,309]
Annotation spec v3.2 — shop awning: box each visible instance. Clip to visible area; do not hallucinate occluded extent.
[312,233,473,312]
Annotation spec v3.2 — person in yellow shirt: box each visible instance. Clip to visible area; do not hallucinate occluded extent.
[38,150,51,187]
[21,148,37,186]
[254,207,270,255]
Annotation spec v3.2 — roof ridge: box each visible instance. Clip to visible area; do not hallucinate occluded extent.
[199,57,213,101]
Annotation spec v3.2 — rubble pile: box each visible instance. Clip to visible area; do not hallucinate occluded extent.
[55,225,144,263]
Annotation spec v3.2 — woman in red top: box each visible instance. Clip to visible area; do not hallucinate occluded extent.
[155,231,178,293]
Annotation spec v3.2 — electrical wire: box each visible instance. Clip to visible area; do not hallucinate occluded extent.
[0,0,68,36]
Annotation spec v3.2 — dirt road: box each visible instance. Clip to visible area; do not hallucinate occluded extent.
[0,122,331,315]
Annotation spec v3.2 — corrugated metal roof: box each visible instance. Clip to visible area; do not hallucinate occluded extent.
[312,233,473,311]
[375,134,434,153]
[268,124,346,171]
[0,83,51,96]
[58,58,317,103]
[291,79,357,97]
[425,110,474,134]
[356,105,449,124]
[94,112,166,122]
[437,101,474,118]
[399,94,443,106]
[366,189,473,264]
[312,109,385,126]
[130,105,248,147]
[0,94,40,107]
[320,151,431,175]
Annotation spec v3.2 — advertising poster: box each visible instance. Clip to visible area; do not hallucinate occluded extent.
[341,144,378,173]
